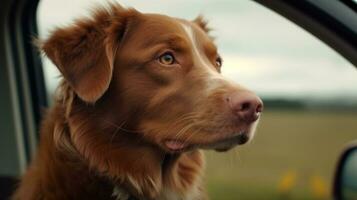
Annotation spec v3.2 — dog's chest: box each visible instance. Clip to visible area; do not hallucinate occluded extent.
[112,186,198,200]
[157,187,196,200]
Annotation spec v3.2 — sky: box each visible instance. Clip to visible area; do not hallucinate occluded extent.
[37,0,357,101]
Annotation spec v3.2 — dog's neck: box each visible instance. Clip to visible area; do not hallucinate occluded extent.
[111,153,190,200]
[110,155,178,200]
[53,96,204,199]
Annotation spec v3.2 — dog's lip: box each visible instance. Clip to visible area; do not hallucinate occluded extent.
[164,140,189,152]
[163,131,249,153]
[199,132,249,149]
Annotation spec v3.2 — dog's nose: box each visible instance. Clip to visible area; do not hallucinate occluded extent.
[226,91,263,123]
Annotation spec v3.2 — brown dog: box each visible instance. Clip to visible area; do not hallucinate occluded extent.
[13,3,263,200]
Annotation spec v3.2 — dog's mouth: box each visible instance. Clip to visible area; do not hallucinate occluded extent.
[163,131,251,153]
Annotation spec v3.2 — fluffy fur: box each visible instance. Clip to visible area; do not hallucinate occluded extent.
[13,3,262,200]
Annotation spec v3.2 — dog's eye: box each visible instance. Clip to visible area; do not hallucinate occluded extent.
[158,52,175,65]
[215,56,222,68]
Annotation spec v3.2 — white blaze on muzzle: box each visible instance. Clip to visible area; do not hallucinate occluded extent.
[180,22,239,93]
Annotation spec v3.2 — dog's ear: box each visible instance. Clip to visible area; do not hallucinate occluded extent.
[193,15,211,33]
[41,5,138,103]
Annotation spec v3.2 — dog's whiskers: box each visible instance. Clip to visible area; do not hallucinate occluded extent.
[102,119,138,133]
[110,120,127,143]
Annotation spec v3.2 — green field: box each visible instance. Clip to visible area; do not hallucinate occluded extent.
[205,110,357,200]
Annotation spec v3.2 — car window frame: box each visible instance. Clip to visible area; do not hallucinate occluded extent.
[0,0,46,177]
[254,0,357,67]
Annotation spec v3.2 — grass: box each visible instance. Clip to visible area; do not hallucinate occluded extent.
[204,110,357,200]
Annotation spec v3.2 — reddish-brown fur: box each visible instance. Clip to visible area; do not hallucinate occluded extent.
[13,3,261,200]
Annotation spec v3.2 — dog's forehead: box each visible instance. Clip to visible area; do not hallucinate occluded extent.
[132,13,184,37]
[136,13,213,46]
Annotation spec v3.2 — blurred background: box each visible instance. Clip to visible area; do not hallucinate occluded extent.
[37,1,357,199]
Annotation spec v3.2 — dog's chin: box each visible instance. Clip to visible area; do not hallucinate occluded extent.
[163,131,252,154]
[203,132,251,152]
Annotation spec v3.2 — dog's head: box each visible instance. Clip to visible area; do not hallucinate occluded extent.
[42,4,263,154]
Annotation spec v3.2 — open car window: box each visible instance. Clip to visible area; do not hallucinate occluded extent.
[37,1,357,199]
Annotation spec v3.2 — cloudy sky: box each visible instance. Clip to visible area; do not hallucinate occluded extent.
[37,0,357,100]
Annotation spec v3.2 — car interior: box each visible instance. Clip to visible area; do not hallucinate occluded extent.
[0,0,356,199]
